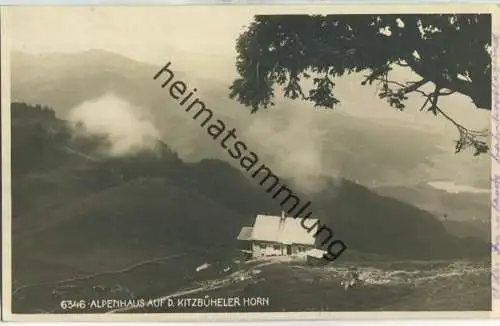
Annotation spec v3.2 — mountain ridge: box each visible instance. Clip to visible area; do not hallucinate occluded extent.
[11,102,489,279]
[11,49,489,193]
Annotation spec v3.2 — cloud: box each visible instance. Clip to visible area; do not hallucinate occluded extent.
[67,93,161,157]
[427,180,489,194]
[245,102,335,193]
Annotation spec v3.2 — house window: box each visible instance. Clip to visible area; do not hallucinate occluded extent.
[273,244,281,250]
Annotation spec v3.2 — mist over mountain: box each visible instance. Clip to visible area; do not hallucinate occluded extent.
[10,49,490,248]
[11,50,490,193]
[11,101,488,278]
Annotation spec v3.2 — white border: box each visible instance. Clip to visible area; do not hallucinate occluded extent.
[1,3,498,321]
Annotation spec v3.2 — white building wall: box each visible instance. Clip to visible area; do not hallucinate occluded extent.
[252,242,316,257]
[252,242,261,257]
[252,242,284,257]
[292,244,314,255]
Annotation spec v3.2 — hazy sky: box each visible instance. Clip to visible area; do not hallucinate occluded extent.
[6,6,491,126]
[7,7,252,63]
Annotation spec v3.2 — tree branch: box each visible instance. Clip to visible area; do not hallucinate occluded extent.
[404,57,490,109]
[367,73,489,155]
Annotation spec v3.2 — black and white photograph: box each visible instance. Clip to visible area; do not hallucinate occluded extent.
[1,5,496,319]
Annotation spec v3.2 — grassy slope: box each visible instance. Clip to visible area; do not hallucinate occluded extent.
[13,179,249,285]
[10,101,490,279]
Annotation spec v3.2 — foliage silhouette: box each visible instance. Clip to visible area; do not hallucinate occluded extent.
[229,14,491,155]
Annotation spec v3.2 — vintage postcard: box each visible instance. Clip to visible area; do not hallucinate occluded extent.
[1,4,498,321]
